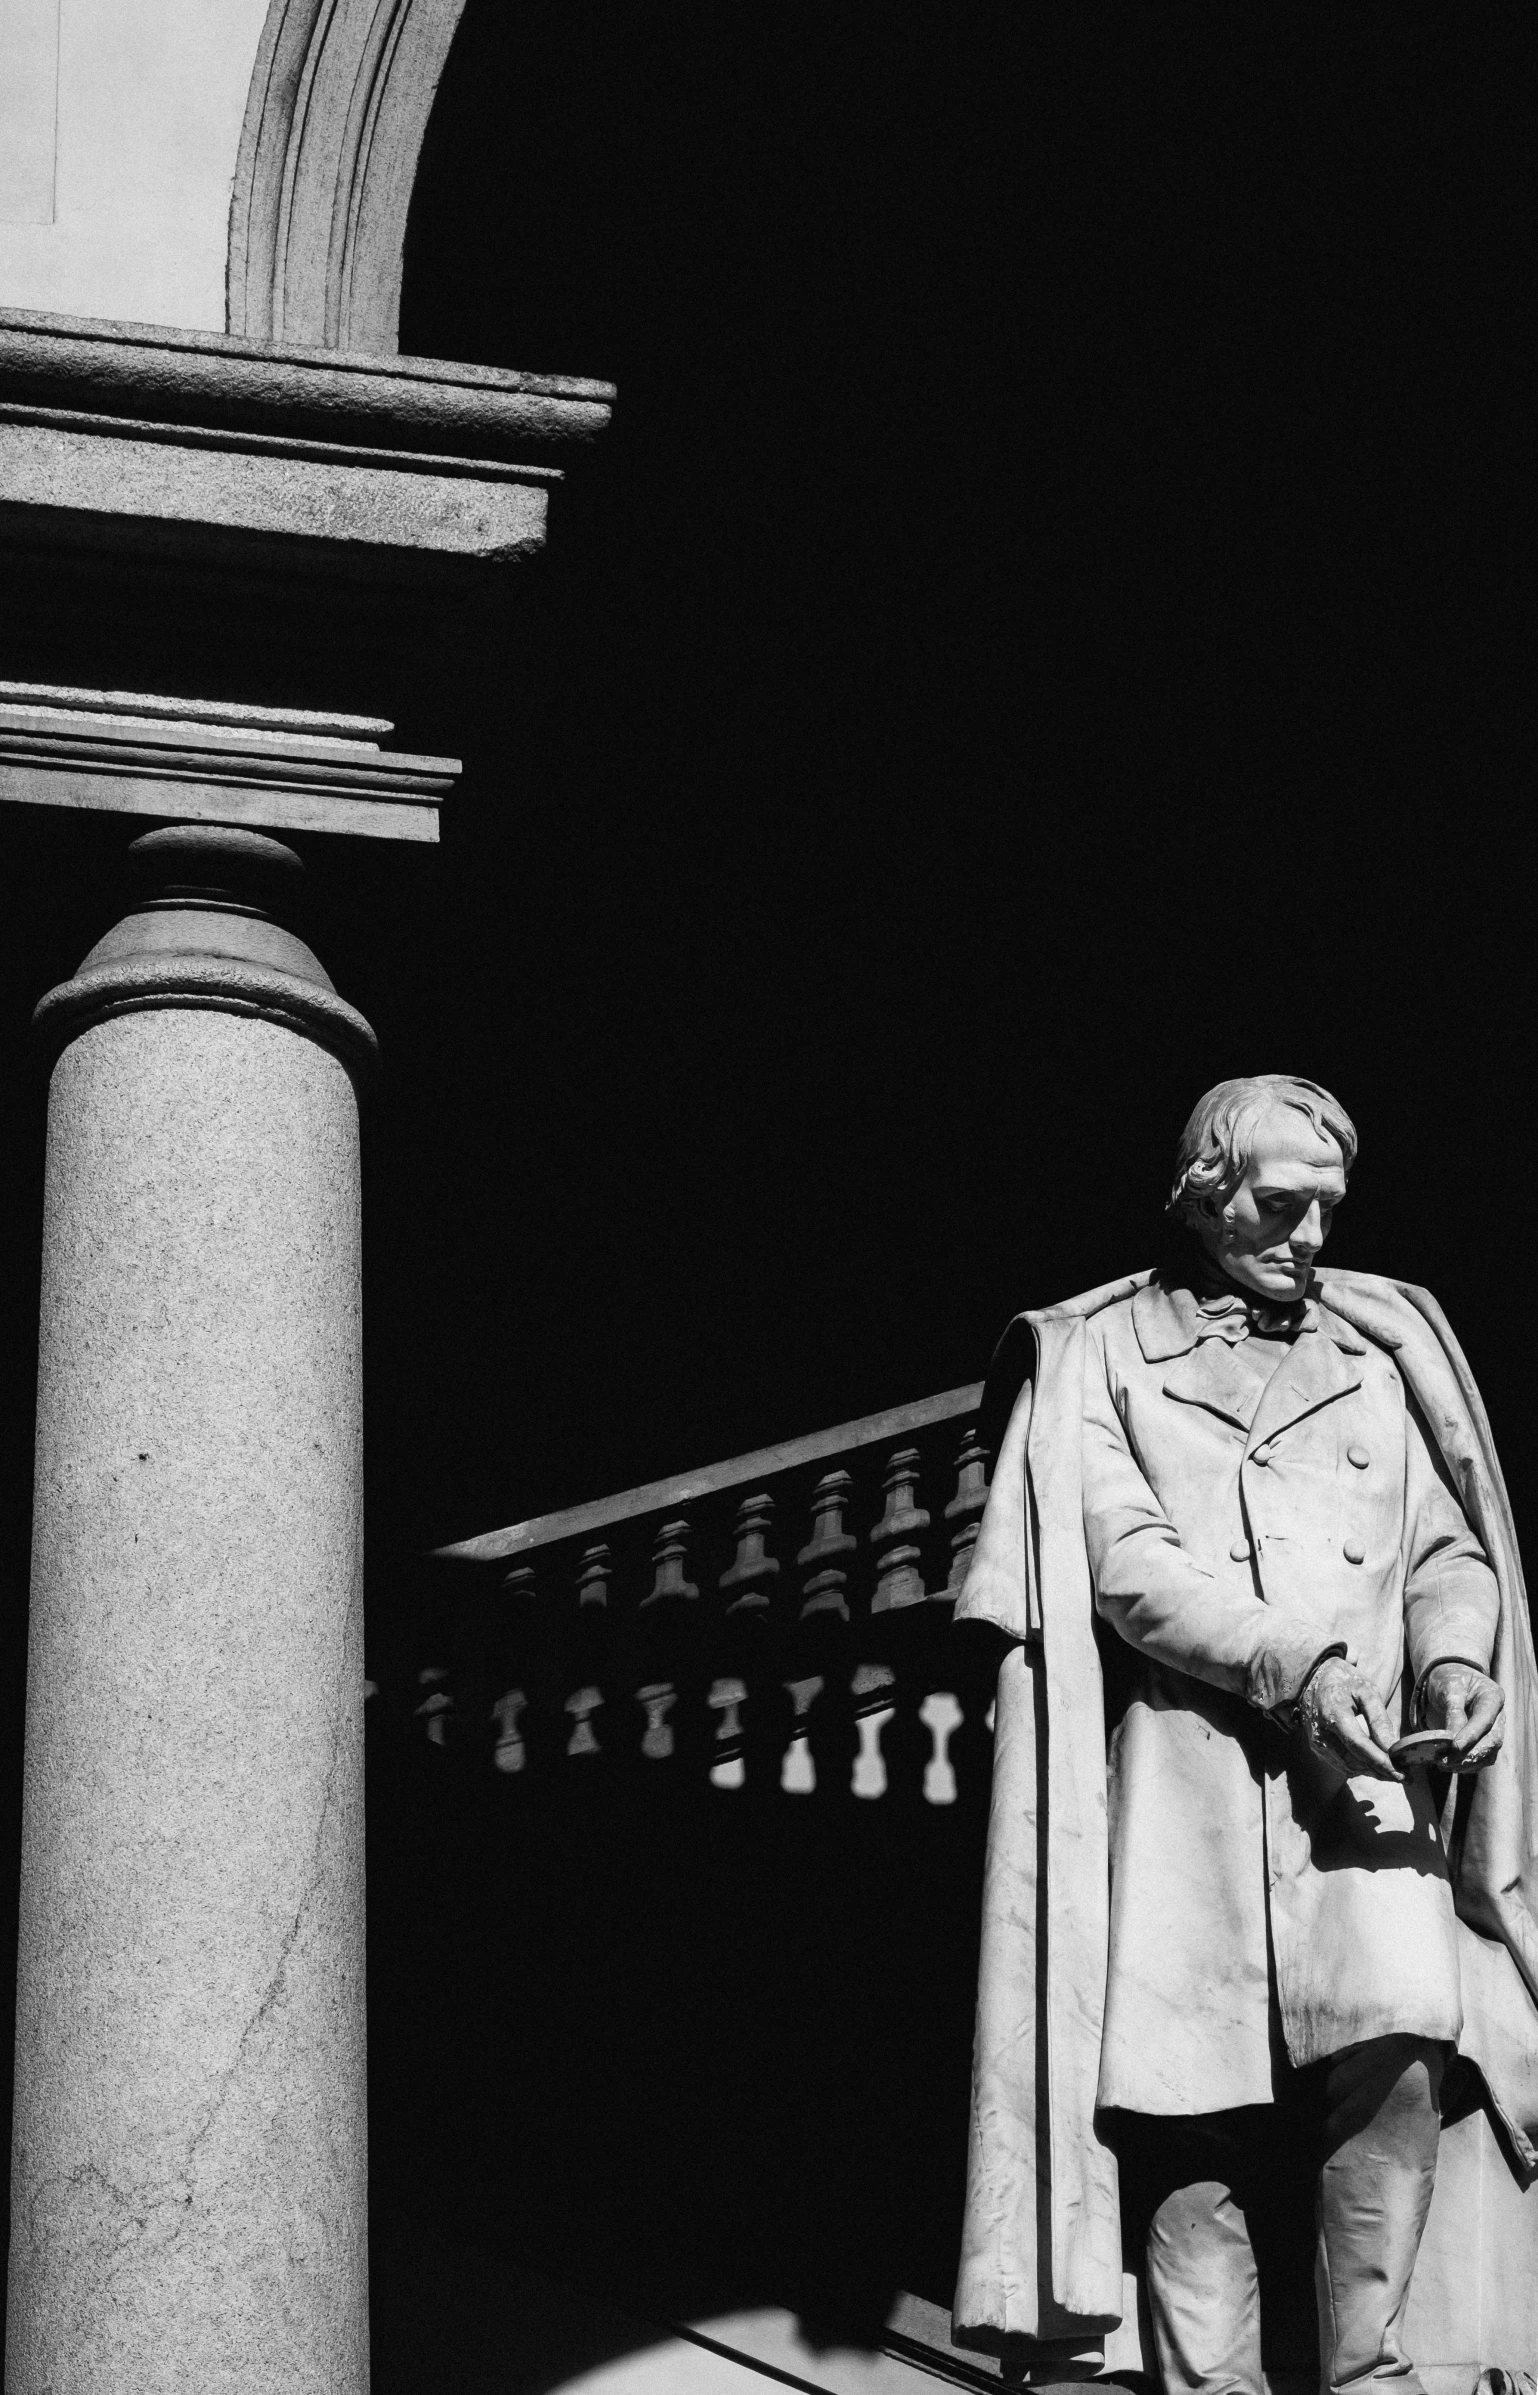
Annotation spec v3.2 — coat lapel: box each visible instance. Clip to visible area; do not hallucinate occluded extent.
[1162,1338,1263,1433]
[1246,1316,1362,1454]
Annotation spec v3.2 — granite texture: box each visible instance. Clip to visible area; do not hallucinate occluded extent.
[229,0,470,352]
[0,418,552,564]
[0,310,615,457]
[6,1003,369,2393]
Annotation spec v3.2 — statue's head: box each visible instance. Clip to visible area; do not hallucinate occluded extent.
[1169,1074,1357,1302]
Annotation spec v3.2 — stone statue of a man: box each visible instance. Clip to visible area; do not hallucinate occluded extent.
[951,1074,1538,2393]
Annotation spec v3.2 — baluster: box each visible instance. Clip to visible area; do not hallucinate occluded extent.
[789,1476,856,1793]
[642,1517,698,1608]
[870,1446,931,1612]
[414,1666,452,1748]
[498,1562,544,1771]
[634,1517,697,1766]
[780,1674,824,1795]
[570,1541,613,1715]
[719,1492,780,1613]
[576,1542,612,1609]
[918,1690,963,1804]
[565,1685,604,1758]
[491,1687,528,1773]
[797,1470,856,1621]
[636,1682,677,1760]
[944,1428,990,1593]
[850,1660,896,1798]
[707,1677,748,1789]
[709,1493,781,1791]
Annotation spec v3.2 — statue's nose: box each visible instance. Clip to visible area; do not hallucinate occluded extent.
[1293,1200,1325,1250]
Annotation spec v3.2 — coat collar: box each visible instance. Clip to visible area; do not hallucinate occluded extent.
[1146,1287,1366,1438]
[1133,1275,1368,1363]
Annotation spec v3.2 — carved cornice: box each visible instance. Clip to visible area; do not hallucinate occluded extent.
[0,309,613,460]
[229,0,471,355]
[0,308,611,569]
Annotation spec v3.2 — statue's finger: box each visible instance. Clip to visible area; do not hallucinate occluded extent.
[1358,1689,1399,1754]
[1454,1684,1504,1755]
[1337,1714,1401,1780]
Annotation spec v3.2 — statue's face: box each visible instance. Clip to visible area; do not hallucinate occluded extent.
[1196,1107,1347,1300]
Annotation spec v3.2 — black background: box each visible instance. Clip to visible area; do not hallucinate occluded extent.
[391,0,1532,1573]
[1,3,1533,2377]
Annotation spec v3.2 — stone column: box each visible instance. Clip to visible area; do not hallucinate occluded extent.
[6,826,376,2394]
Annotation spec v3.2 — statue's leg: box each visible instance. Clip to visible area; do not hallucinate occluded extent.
[1315,2034,1445,2395]
[1140,2118,1264,2395]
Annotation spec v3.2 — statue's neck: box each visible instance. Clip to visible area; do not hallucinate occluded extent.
[1192,1246,1249,1302]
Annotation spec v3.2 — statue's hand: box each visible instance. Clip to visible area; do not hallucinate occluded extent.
[1298,1656,1402,1780]
[1422,1660,1505,1770]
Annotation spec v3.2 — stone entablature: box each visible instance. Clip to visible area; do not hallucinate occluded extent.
[0,307,614,568]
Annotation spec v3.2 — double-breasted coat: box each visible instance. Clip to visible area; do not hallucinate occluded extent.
[1087,1280,1499,2115]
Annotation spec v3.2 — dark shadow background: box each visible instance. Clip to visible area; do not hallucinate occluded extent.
[389,0,1533,1559]
[0,3,1532,2382]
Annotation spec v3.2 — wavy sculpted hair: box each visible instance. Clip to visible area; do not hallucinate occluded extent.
[1168,1075,1358,1227]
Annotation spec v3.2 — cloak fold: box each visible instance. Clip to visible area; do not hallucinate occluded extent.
[951,1267,1538,2348]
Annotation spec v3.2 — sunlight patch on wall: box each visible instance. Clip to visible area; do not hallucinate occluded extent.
[0,0,59,224]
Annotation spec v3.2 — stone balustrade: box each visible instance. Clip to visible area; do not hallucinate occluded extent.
[394,1390,998,1810]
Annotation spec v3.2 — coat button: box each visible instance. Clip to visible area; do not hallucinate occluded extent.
[1344,1538,1365,1564]
[1251,1446,1271,1466]
[1230,1539,1252,1562]
[1348,1445,1370,1468]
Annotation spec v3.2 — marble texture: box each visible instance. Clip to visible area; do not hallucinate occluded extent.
[952,1075,1538,2376]
[7,986,369,2390]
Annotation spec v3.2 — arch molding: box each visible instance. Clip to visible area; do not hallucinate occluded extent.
[228,0,468,354]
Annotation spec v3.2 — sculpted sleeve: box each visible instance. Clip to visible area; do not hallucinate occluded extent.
[1082,1327,1340,1713]
[1402,1387,1499,1690]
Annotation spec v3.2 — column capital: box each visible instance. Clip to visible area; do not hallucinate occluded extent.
[32,825,379,1081]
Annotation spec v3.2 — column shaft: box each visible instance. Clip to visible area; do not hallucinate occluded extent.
[7,991,369,2390]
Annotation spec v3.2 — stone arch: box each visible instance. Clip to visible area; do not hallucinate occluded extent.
[228,0,470,355]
